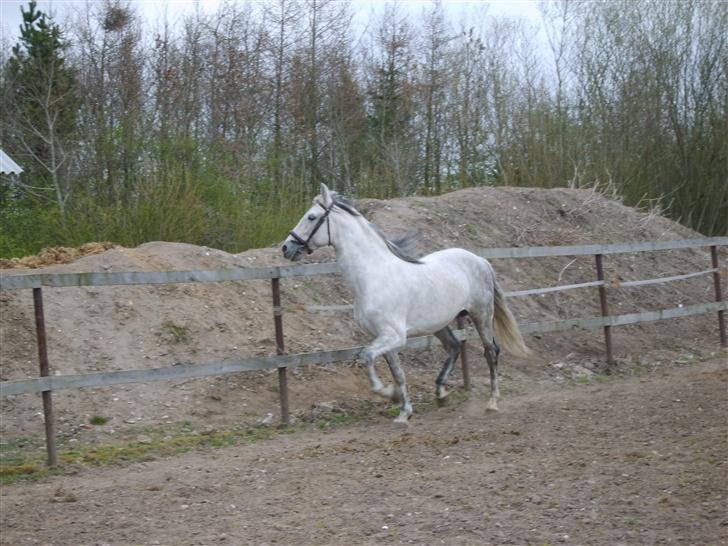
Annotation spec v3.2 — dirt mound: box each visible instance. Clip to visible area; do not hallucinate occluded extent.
[0,242,117,269]
[0,186,724,443]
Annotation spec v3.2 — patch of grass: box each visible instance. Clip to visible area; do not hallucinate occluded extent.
[0,390,472,484]
[313,409,360,429]
[0,423,278,484]
[464,223,479,242]
[160,320,191,344]
[0,464,39,477]
[673,353,698,366]
[89,415,109,426]
[563,373,608,388]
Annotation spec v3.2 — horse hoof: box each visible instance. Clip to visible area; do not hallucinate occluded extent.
[486,401,499,412]
[393,412,412,424]
[436,395,448,407]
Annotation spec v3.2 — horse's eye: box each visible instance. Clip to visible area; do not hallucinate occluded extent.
[308,214,316,221]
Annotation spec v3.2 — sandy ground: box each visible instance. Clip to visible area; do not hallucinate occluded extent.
[1,355,726,546]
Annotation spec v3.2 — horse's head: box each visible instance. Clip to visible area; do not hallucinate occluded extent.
[282,183,335,261]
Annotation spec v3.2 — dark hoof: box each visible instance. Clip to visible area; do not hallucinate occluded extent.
[436,395,449,407]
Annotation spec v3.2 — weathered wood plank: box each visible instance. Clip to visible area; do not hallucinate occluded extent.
[506,280,605,298]
[478,237,728,259]
[0,357,279,396]
[0,274,42,290]
[517,301,728,334]
[614,268,717,288]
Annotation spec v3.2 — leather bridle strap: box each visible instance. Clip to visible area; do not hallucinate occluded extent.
[288,201,333,254]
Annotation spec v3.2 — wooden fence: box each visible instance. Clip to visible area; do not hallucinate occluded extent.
[1,237,726,466]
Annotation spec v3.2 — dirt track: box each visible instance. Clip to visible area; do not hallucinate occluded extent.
[1,357,726,546]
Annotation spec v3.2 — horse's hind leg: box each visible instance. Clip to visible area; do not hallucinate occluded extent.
[469,309,501,411]
[384,351,413,423]
[434,326,461,403]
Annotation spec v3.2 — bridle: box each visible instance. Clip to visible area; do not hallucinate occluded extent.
[288,201,333,254]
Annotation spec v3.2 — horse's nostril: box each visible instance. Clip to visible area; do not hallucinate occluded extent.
[282,244,288,253]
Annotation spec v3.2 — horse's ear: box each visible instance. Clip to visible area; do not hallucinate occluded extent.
[319,183,333,207]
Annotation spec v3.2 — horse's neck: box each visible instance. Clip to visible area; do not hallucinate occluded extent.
[333,216,396,297]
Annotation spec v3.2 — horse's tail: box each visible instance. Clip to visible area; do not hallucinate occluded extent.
[493,279,531,358]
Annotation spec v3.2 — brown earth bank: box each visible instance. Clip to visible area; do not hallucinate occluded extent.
[0,185,725,447]
[0,243,117,269]
[0,356,726,546]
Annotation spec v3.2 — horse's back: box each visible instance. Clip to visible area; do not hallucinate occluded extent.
[420,247,493,280]
[394,247,494,335]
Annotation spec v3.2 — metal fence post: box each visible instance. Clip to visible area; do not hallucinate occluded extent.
[271,277,290,425]
[456,315,471,390]
[594,254,615,365]
[710,246,727,349]
[32,287,57,466]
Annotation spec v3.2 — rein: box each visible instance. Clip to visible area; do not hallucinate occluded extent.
[288,201,333,254]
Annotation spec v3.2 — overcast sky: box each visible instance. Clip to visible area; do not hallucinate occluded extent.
[1,0,543,46]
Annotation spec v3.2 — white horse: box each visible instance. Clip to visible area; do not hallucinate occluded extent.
[282,184,530,423]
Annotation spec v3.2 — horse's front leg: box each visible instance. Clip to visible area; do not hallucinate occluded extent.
[384,351,412,423]
[361,328,408,420]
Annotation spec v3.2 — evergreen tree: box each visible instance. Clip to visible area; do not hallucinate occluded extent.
[2,0,77,222]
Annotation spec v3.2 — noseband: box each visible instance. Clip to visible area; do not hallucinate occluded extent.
[288,201,333,254]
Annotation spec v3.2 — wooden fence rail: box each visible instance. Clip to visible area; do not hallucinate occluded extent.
[1,237,726,466]
[2,300,725,398]
[2,237,726,291]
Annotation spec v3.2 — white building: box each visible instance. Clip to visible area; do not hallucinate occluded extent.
[0,149,23,175]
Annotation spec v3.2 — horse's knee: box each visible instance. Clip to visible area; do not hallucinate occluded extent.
[362,348,375,364]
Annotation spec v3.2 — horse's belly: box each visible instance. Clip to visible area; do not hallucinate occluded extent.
[404,286,468,336]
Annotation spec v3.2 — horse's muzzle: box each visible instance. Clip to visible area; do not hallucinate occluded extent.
[282,241,304,261]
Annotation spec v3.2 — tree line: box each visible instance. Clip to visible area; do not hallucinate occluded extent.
[1,0,726,257]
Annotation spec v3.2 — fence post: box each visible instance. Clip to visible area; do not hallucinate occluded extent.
[456,315,471,390]
[594,254,615,365]
[710,245,727,349]
[32,288,57,466]
[271,277,290,425]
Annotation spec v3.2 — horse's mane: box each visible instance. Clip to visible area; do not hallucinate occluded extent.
[330,192,423,265]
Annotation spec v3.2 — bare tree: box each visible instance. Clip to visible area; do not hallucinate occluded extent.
[2,0,77,220]
[417,0,451,194]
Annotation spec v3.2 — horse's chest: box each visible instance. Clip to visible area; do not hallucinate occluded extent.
[353,305,378,336]
[353,297,400,336]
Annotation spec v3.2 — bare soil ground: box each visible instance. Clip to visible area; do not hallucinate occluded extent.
[1,355,726,546]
